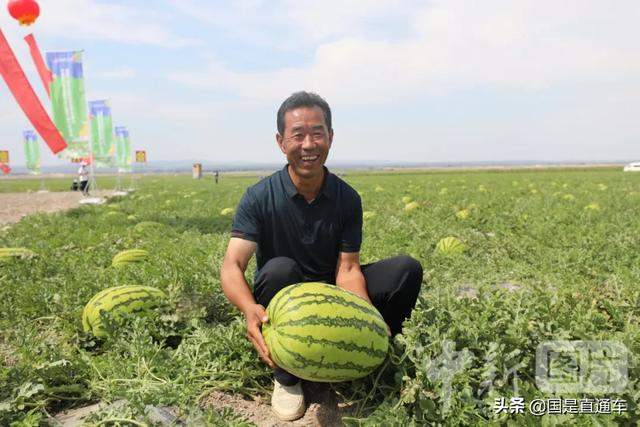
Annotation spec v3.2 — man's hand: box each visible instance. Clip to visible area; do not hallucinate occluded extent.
[243,303,275,368]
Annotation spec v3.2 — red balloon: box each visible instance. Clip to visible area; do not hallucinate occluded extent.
[7,0,40,26]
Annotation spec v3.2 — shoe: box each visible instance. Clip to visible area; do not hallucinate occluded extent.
[271,380,306,421]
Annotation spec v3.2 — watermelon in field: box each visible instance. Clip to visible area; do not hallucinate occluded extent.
[0,247,37,263]
[435,236,466,256]
[112,249,149,267]
[82,285,167,337]
[262,282,389,382]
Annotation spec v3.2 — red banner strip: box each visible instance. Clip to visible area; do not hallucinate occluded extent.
[0,29,66,154]
[24,33,52,98]
[0,162,11,175]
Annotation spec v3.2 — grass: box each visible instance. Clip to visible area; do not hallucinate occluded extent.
[1,168,639,425]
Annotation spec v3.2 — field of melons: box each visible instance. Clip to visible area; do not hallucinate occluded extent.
[1,167,639,426]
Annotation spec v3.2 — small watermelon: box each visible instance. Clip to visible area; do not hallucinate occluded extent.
[263,282,389,382]
[112,249,149,267]
[404,201,420,212]
[0,247,37,263]
[435,237,466,256]
[82,285,167,337]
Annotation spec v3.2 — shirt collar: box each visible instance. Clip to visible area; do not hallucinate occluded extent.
[281,164,335,200]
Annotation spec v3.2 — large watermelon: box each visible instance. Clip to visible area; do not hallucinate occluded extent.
[82,285,167,337]
[262,282,389,382]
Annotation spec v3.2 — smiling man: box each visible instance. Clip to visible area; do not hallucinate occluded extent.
[220,91,423,421]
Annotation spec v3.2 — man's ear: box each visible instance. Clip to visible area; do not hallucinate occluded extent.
[276,133,286,154]
[328,129,334,148]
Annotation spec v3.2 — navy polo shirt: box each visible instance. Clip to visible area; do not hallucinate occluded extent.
[231,165,362,283]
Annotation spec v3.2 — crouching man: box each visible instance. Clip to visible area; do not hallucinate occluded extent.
[220,91,423,421]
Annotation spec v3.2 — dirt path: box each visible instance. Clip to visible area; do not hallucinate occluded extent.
[0,191,114,226]
[202,383,357,427]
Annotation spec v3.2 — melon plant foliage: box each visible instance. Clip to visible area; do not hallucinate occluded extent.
[0,169,639,425]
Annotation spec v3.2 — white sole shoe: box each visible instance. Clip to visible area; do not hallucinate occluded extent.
[271,381,306,421]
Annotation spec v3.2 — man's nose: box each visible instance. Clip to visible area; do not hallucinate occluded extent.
[302,133,314,149]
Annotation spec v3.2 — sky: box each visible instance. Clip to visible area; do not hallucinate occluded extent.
[1,0,639,168]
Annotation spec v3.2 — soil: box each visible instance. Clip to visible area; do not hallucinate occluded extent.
[0,191,114,226]
[202,382,358,427]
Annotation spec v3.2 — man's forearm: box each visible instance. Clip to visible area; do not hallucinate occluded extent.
[221,263,257,312]
[336,269,370,303]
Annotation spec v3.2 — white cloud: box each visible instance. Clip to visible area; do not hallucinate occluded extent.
[93,66,136,80]
[167,0,640,105]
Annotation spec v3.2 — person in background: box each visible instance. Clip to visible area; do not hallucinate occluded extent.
[78,161,90,195]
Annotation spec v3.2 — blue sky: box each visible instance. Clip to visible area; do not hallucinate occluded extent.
[1,0,639,167]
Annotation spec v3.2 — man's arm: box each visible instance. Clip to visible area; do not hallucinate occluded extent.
[335,251,371,304]
[220,237,274,367]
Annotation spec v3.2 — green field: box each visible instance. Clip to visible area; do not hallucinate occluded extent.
[1,168,639,425]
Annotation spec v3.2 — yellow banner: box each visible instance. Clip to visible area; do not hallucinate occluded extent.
[0,151,9,164]
[135,150,146,163]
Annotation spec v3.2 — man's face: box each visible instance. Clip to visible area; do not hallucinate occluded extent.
[277,106,333,180]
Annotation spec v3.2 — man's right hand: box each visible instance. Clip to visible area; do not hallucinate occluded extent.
[243,303,275,368]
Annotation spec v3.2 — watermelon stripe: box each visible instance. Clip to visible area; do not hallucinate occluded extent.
[270,284,300,318]
[88,290,160,318]
[278,315,387,337]
[107,294,164,313]
[89,289,152,309]
[283,292,381,319]
[90,287,156,306]
[276,330,388,359]
[277,345,376,373]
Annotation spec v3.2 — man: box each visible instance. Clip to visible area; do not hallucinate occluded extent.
[78,161,90,195]
[220,91,422,421]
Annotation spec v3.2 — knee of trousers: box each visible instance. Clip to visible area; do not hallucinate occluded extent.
[257,256,300,284]
[397,255,423,296]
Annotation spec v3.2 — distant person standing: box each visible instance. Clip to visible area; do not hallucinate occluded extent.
[214,170,219,184]
[78,161,90,195]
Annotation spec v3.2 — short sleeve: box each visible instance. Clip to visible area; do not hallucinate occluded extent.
[231,188,261,242]
[340,190,362,252]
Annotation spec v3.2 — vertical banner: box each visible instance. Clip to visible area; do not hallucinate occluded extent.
[24,34,52,98]
[135,150,147,163]
[0,150,10,175]
[0,29,67,154]
[23,130,41,174]
[46,51,89,159]
[89,100,115,168]
[114,126,132,172]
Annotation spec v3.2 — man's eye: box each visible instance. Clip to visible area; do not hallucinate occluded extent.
[313,133,324,139]
[292,134,304,141]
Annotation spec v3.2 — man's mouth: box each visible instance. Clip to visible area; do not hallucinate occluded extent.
[300,155,319,164]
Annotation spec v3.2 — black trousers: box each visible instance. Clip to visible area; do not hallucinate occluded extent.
[79,180,89,194]
[253,255,423,386]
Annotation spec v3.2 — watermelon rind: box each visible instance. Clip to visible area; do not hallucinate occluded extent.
[263,282,389,382]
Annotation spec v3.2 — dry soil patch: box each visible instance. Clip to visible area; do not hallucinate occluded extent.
[0,191,114,226]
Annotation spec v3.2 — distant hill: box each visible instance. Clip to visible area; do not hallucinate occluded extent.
[4,159,632,175]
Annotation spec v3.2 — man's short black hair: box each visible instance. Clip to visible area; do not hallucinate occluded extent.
[277,91,332,135]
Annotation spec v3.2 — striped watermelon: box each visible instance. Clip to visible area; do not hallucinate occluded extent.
[0,247,37,263]
[262,283,389,382]
[112,249,149,267]
[435,236,466,256]
[82,285,167,337]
